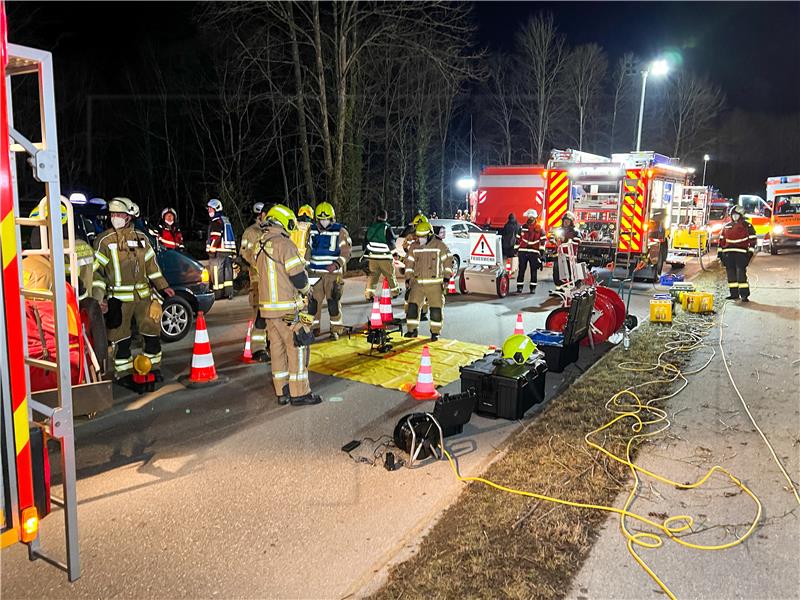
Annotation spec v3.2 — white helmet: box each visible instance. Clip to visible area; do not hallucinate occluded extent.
[523,208,538,220]
[253,202,265,214]
[109,197,136,216]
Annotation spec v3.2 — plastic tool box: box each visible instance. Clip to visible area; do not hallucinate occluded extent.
[529,287,596,373]
[460,351,547,420]
[659,273,685,286]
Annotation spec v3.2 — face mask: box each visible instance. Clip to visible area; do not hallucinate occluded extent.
[732,213,741,221]
[164,215,174,225]
[319,219,331,229]
[111,216,128,230]
[418,236,428,245]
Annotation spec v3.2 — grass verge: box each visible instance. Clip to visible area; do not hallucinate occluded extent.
[370,272,721,600]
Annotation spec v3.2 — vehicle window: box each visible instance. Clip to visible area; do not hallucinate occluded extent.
[776,194,800,215]
[451,223,468,238]
[466,223,482,233]
[708,208,727,221]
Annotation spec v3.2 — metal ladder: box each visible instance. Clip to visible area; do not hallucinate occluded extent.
[5,43,80,581]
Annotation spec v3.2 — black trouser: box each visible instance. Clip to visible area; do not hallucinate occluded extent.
[517,252,539,290]
[724,251,750,299]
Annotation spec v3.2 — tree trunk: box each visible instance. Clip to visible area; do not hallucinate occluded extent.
[312,1,334,196]
[288,4,315,202]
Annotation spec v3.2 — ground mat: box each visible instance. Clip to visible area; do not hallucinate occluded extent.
[308,333,490,391]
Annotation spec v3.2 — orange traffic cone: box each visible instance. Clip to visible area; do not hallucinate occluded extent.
[447,275,457,295]
[239,320,255,363]
[179,311,227,387]
[409,345,440,400]
[513,312,525,336]
[369,295,383,329]
[380,279,394,323]
[505,258,512,273]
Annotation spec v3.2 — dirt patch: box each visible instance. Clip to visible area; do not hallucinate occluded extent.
[370,276,721,600]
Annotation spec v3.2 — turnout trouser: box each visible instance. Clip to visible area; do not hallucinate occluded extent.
[266,318,310,398]
[248,284,268,353]
[309,272,345,334]
[209,253,234,298]
[108,299,161,376]
[517,252,539,291]
[724,252,751,299]
[407,282,445,334]
[365,259,400,299]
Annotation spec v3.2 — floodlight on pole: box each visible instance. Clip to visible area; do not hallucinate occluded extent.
[702,154,710,186]
[635,59,670,152]
[456,177,476,191]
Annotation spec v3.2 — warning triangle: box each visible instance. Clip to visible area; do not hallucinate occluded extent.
[471,234,495,258]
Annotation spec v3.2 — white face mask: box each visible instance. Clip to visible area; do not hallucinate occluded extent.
[418,236,428,245]
[164,214,174,225]
[732,213,741,221]
[111,216,128,230]
[319,219,331,229]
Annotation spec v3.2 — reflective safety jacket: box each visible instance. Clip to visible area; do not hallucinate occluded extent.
[206,215,236,254]
[307,222,351,275]
[157,224,183,250]
[556,225,581,252]
[517,221,545,254]
[364,220,396,260]
[256,226,310,319]
[404,237,453,284]
[719,220,757,254]
[240,222,265,280]
[65,237,96,301]
[92,226,168,302]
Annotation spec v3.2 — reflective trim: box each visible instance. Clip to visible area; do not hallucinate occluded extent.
[251,334,267,342]
[329,318,343,326]
[728,283,739,288]
[148,271,164,280]
[111,293,135,302]
[405,268,415,273]
[725,236,749,243]
[406,319,420,327]
[259,300,304,310]
[93,280,106,290]
[95,252,110,266]
[285,256,303,270]
[143,352,162,365]
[739,283,750,289]
[417,278,443,284]
[289,373,309,381]
[723,248,748,253]
[110,246,122,287]
[144,248,156,261]
[430,320,442,327]
[273,371,289,380]
[77,255,94,267]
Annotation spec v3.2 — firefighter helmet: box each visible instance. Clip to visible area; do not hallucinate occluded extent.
[133,354,152,376]
[298,204,314,219]
[161,207,177,220]
[253,202,265,215]
[108,197,135,216]
[523,208,538,220]
[563,211,577,224]
[502,334,536,365]
[207,198,223,213]
[315,202,335,221]
[30,196,69,225]
[129,201,140,218]
[266,204,298,232]
[731,205,746,218]
[411,213,429,226]
[68,192,87,204]
[415,221,433,237]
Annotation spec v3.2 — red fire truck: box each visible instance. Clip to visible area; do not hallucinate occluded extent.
[543,149,692,282]
[1,4,81,581]
[472,165,546,229]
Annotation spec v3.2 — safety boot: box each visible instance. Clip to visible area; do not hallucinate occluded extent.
[251,350,270,363]
[290,393,322,406]
[278,385,290,405]
[529,284,537,294]
[404,330,418,338]
[430,333,439,342]
[516,285,524,294]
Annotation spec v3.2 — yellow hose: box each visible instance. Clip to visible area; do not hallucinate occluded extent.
[442,313,762,599]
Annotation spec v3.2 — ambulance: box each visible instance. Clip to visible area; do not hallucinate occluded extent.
[765,175,800,254]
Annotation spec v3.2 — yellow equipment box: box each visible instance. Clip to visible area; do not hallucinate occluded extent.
[671,228,709,250]
[682,291,714,313]
[650,299,673,323]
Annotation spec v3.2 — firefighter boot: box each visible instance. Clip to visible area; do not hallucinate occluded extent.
[529,284,537,294]
[278,384,290,406]
[517,284,524,294]
[290,393,322,406]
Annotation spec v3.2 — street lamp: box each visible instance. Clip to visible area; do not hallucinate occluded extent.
[456,177,476,191]
[702,154,710,186]
[635,59,670,152]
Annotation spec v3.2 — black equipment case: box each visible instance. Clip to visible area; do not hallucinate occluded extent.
[533,287,596,373]
[459,351,548,420]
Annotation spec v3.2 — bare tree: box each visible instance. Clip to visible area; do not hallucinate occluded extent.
[486,53,515,164]
[565,43,607,151]
[665,71,725,158]
[514,13,568,163]
[608,52,636,154]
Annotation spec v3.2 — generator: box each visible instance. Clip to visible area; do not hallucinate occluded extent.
[460,351,547,420]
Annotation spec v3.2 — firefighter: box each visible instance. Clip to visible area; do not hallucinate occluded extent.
[239,202,270,361]
[297,204,314,223]
[719,205,757,302]
[206,198,237,300]
[307,202,351,339]
[552,211,581,289]
[516,208,545,294]
[255,204,321,406]
[364,208,400,301]
[403,220,452,341]
[93,197,174,384]
[501,213,521,260]
[157,207,184,250]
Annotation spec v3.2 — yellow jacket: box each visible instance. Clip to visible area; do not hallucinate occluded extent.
[256,226,310,319]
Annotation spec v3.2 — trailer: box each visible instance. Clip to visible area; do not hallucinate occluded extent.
[667,185,711,265]
[543,150,691,282]
[472,165,546,230]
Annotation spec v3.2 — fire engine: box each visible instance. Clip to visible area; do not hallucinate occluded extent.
[472,165,546,229]
[1,5,81,581]
[543,149,692,282]
[765,174,800,255]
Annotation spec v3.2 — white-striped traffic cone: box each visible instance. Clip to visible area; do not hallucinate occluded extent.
[447,275,457,295]
[240,320,255,363]
[189,312,218,383]
[409,345,440,400]
[513,312,525,336]
[369,295,383,329]
[380,278,394,323]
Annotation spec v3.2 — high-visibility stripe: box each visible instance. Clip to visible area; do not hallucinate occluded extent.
[285,256,303,270]
[143,352,162,365]
[739,283,750,288]
[144,248,155,261]
[195,328,210,344]
[12,403,29,456]
[191,353,214,369]
[273,371,289,380]
[729,283,739,288]
[110,246,122,287]
[148,271,164,280]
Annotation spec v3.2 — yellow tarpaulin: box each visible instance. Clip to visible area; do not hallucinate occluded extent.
[308,334,491,391]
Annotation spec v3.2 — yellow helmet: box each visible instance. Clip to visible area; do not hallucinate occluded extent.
[315,202,335,221]
[415,221,433,237]
[133,354,152,376]
[411,213,429,226]
[298,204,314,219]
[502,334,536,365]
[266,204,298,231]
[30,196,69,225]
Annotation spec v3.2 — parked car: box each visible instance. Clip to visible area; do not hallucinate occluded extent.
[706,201,733,246]
[72,202,214,342]
[395,219,483,273]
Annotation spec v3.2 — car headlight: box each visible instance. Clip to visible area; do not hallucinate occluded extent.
[772,224,785,235]
[201,268,210,283]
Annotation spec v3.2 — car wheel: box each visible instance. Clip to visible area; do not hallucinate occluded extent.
[458,270,468,294]
[770,244,778,255]
[451,254,461,274]
[161,295,193,342]
[496,273,509,298]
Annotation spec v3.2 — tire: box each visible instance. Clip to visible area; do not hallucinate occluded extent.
[496,273,509,298]
[161,295,193,342]
[770,244,778,255]
[458,271,468,294]
[451,254,461,275]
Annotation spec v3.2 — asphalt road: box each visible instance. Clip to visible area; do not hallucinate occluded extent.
[2,259,708,599]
